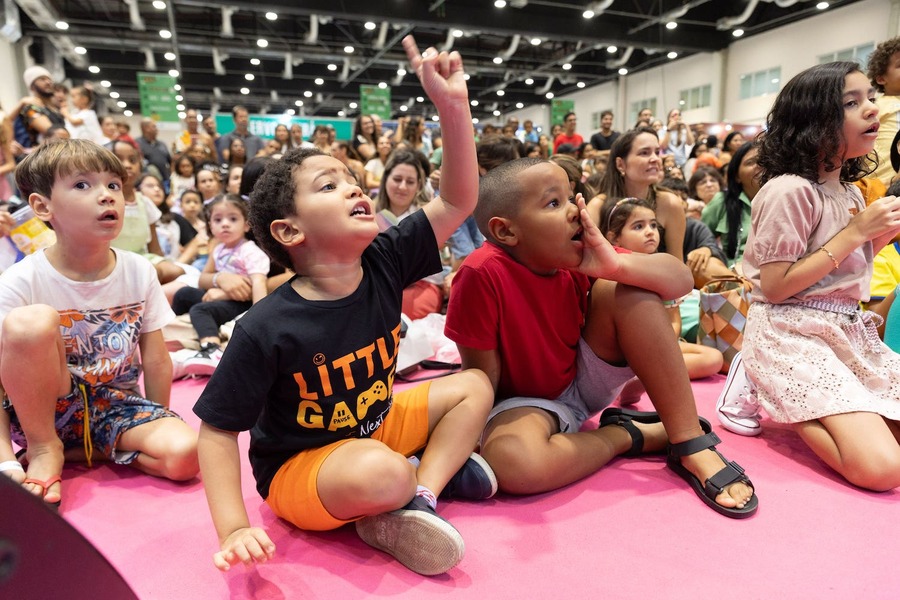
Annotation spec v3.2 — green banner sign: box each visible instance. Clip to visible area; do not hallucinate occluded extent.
[551,99,575,126]
[136,72,180,123]
[214,115,352,140]
[359,85,392,120]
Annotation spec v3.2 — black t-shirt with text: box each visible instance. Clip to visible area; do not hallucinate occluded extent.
[193,210,441,498]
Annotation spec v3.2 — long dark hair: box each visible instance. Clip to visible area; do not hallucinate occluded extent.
[757,61,875,185]
[723,142,755,260]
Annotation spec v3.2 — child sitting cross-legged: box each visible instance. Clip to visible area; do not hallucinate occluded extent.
[444,157,759,518]
[0,139,198,510]
[193,36,495,576]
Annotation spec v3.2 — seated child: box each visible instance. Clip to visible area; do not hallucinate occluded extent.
[109,140,186,285]
[0,139,198,508]
[172,194,270,376]
[192,36,496,576]
[601,197,723,379]
[445,157,758,518]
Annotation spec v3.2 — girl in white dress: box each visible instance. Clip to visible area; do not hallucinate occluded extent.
[742,61,900,491]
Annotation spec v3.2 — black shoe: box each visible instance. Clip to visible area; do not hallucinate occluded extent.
[441,452,497,500]
[355,495,465,576]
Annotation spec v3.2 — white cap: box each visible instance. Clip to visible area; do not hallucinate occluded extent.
[23,66,52,89]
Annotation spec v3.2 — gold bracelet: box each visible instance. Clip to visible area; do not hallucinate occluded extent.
[819,246,840,270]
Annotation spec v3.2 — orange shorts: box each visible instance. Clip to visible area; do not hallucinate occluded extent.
[266,382,431,531]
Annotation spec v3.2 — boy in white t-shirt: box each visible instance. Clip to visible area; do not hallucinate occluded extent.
[0,139,198,509]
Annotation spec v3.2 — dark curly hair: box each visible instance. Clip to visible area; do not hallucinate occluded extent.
[757,61,875,186]
[867,37,900,93]
[249,147,324,269]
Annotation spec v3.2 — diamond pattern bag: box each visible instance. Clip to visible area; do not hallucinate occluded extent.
[697,276,752,373]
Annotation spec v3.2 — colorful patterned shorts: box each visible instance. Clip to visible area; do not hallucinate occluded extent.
[3,374,181,464]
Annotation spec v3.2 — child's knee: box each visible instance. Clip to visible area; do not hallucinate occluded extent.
[350,446,417,505]
[845,452,900,491]
[158,433,200,481]
[481,435,545,493]
[2,305,59,346]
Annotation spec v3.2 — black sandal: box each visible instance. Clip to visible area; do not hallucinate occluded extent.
[667,432,758,519]
[599,408,711,457]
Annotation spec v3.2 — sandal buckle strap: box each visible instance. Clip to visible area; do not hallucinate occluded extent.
[668,431,722,457]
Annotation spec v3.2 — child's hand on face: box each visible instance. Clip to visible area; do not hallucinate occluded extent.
[402,35,468,110]
[213,527,275,572]
[574,194,622,279]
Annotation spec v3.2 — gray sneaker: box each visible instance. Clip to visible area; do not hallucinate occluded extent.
[355,495,465,575]
[715,352,762,437]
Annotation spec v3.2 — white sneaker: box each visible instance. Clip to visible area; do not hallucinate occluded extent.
[170,348,198,381]
[183,343,223,377]
[715,352,762,436]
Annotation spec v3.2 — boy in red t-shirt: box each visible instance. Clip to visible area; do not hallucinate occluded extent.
[445,158,759,518]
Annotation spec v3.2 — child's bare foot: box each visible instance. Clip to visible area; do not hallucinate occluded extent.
[680,450,754,508]
[667,432,757,518]
[23,441,64,506]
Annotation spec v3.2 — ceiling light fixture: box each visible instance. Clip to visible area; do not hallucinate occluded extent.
[525,78,534,85]
[124,110,133,117]
[576,81,586,88]
[240,87,250,94]
[816,2,829,9]
[74,47,87,55]
[618,67,628,75]
[378,82,387,89]
[732,29,744,37]
[168,69,179,77]
[109,91,120,99]
[665,21,677,30]
[101,80,111,87]
[160,29,172,39]
[55,21,69,30]
[295,100,303,106]
[495,0,507,7]
[667,51,678,59]
[607,46,617,53]
[530,38,541,46]
[153,1,166,9]
[344,46,354,54]
[545,92,554,99]
[266,12,278,21]
[165,52,176,61]
[250,58,261,66]
[365,22,377,30]
[245,74,255,81]
[315,78,324,85]
[493,57,503,64]
[117,101,127,108]
[89,65,100,74]
[257,39,268,48]
[562,63,572,70]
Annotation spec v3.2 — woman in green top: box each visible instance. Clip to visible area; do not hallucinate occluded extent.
[701,142,761,267]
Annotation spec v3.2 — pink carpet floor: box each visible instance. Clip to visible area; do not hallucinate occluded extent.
[16,375,900,598]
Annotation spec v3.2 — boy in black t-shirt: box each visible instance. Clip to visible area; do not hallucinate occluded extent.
[193,36,494,577]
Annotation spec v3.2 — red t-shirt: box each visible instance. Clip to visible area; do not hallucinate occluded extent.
[445,243,590,400]
[553,132,584,152]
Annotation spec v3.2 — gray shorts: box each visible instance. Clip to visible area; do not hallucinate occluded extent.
[486,337,635,433]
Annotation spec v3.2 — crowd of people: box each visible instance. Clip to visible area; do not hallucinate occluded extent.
[3,31,900,580]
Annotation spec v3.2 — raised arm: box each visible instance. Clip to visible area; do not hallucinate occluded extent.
[402,35,478,246]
